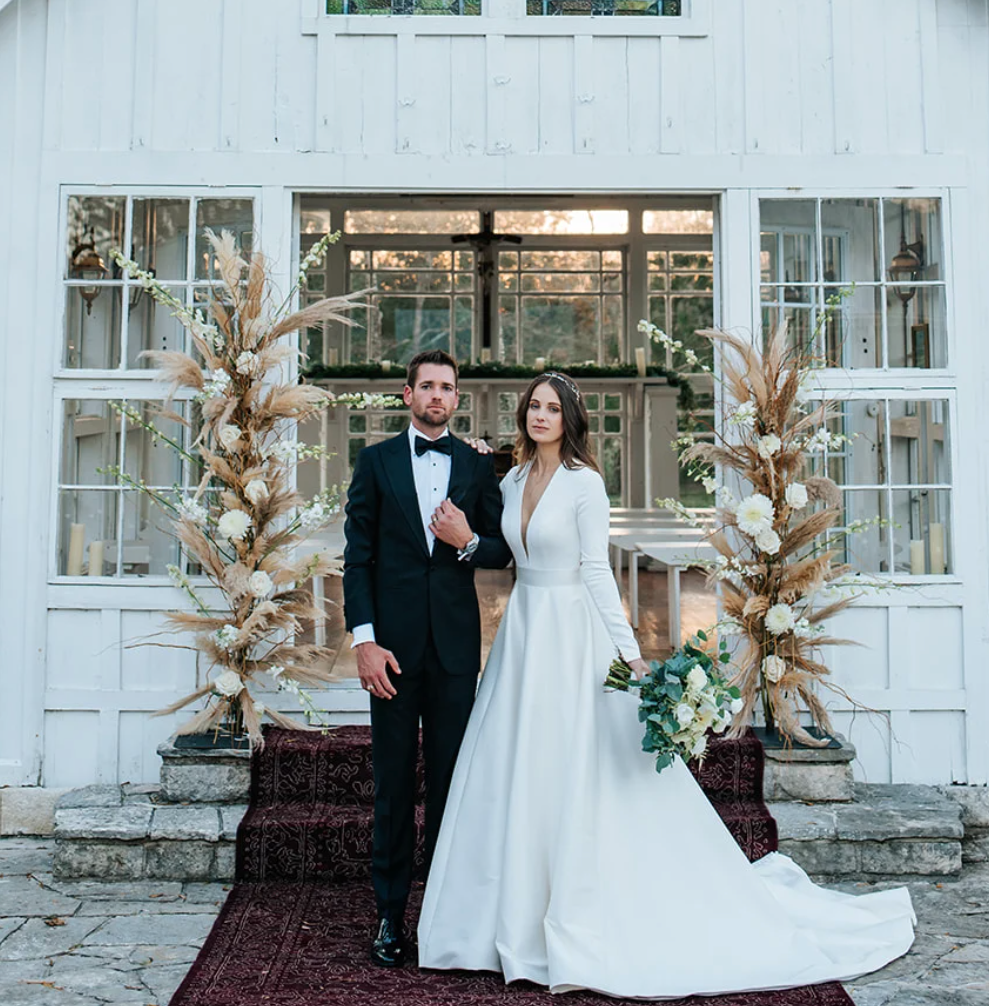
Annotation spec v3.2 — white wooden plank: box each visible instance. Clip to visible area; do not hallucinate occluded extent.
[98,2,137,152]
[46,610,104,690]
[592,37,630,157]
[60,1,103,150]
[767,0,802,155]
[219,0,242,150]
[796,0,834,156]
[235,0,278,151]
[711,0,743,154]
[502,36,539,156]
[314,28,336,152]
[679,34,716,155]
[740,1,763,154]
[919,0,944,153]
[130,0,155,149]
[185,1,224,151]
[485,33,508,154]
[828,710,892,784]
[884,0,925,155]
[43,711,100,787]
[41,0,66,151]
[850,0,890,155]
[627,36,660,156]
[658,35,681,154]
[936,23,970,154]
[537,36,574,155]
[395,33,418,155]
[336,35,365,155]
[275,3,316,152]
[902,710,968,783]
[573,34,594,155]
[830,0,858,154]
[414,35,452,156]
[450,35,484,156]
[363,34,398,155]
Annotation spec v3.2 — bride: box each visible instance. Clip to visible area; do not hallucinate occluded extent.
[418,371,916,1000]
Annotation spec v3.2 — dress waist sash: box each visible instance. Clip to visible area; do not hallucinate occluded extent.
[516,567,582,588]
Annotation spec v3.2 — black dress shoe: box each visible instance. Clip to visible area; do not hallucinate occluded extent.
[370,918,407,968]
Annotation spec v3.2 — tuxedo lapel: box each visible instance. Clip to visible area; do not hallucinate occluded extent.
[380,433,430,559]
[445,435,474,510]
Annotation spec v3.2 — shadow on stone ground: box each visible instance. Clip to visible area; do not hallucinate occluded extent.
[0,838,986,1006]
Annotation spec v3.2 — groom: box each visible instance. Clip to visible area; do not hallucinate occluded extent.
[343,349,511,968]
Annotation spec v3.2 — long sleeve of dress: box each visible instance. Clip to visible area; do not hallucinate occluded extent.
[575,470,641,662]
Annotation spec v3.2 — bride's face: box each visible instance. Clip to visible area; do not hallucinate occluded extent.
[526,384,564,447]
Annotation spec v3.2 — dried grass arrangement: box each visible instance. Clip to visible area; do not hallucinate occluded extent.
[642,317,873,748]
[107,230,398,748]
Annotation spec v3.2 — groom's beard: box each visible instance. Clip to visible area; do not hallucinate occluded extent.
[412,403,454,430]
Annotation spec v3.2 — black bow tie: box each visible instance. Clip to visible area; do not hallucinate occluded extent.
[415,436,451,457]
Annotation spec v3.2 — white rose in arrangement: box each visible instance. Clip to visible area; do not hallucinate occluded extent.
[785,482,809,509]
[674,703,695,727]
[218,424,242,450]
[765,602,797,636]
[235,350,257,376]
[686,666,708,692]
[213,669,244,697]
[761,655,787,683]
[756,433,782,459]
[217,509,252,540]
[244,479,269,505]
[735,493,775,536]
[691,735,709,758]
[754,526,782,555]
[248,570,273,597]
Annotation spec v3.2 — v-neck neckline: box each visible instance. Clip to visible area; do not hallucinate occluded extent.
[520,462,561,561]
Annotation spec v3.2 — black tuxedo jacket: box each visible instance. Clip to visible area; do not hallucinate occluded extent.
[343,430,512,676]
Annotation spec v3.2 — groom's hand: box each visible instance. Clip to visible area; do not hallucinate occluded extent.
[430,499,473,550]
[356,642,401,700]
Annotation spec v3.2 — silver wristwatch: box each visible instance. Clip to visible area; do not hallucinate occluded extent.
[457,532,480,562]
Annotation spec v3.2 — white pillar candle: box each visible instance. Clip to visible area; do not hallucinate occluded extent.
[534,356,546,372]
[909,539,925,575]
[327,347,339,367]
[380,359,391,374]
[480,348,492,363]
[66,523,85,576]
[635,347,647,377]
[87,540,104,577]
[928,522,946,575]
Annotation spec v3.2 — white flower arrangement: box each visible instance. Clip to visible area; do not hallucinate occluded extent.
[218,424,243,451]
[761,655,787,684]
[217,509,252,540]
[754,526,782,555]
[755,433,782,459]
[785,483,809,509]
[735,494,775,537]
[213,668,245,697]
[175,496,209,526]
[248,570,273,597]
[244,479,269,505]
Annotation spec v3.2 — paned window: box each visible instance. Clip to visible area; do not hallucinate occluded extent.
[326,0,480,14]
[527,0,681,14]
[582,390,625,503]
[57,192,255,580]
[808,396,953,577]
[759,198,946,369]
[498,249,625,366]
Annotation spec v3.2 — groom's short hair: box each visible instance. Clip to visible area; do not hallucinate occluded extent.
[406,350,459,389]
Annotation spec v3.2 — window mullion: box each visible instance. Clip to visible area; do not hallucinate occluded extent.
[119,196,134,372]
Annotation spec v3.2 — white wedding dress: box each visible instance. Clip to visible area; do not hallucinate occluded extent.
[417,463,916,999]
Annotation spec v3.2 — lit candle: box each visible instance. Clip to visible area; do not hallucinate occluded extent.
[66,523,85,576]
[909,539,925,575]
[87,540,104,577]
[480,348,492,363]
[534,356,546,372]
[327,347,339,367]
[635,347,647,376]
[381,359,391,374]
[928,522,946,575]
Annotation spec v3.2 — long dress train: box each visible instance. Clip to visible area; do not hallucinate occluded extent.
[417,463,915,999]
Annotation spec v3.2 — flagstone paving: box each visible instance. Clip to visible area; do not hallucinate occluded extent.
[1,837,986,1005]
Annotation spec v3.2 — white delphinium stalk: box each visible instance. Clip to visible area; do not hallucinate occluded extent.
[735,494,774,536]
[175,496,209,526]
[701,476,718,495]
[198,370,231,401]
[217,509,252,540]
[212,625,241,651]
[727,401,758,430]
[764,603,797,636]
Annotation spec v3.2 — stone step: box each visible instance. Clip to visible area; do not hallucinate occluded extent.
[770,783,965,879]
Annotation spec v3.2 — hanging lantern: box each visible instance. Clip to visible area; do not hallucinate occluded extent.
[70,231,107,316]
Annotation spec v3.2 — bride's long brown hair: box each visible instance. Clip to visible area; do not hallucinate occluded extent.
[513,373,600,474]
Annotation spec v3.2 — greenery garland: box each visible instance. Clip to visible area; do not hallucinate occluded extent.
[302,362,696,412]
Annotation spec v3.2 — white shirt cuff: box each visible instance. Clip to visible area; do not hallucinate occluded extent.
[350,623,376,648]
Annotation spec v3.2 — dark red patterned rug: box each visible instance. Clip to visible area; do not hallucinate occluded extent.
[170,728,853,1006]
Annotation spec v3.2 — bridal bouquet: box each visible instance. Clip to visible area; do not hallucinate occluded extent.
[605,633,742,773]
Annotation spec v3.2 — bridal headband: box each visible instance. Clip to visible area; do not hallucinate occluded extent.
[543,372,581,401]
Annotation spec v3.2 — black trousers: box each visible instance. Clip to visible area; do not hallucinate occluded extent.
[369,635,476,923]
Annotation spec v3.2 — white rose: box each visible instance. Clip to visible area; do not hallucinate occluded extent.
[217,509,252,540]
[244,479,269,506]
[764,603,796,636]
[218,424,242,450]
[786,482,809,510]
[730,696,744,714]
[686,666,708,692]
[235,351,257,376]
[762,655,787,683]
[756,433,782,459]
[675,703,695,727]
[248,570,273,597]
[691,736,709,758]
[735,494,775,537]
[213,669,244,697]
[755,526,782,555]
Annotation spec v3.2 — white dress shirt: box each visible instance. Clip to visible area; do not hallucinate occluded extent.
[351,424,451,648]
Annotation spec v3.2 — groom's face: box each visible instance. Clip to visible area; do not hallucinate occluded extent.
[404,363,459,430]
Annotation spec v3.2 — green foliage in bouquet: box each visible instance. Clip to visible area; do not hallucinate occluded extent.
[606,633,742,773]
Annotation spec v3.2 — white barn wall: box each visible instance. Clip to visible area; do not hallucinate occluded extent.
[1,0,988,786]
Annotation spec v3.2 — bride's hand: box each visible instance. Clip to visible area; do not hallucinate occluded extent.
[466,437,494,455]
[627,658,650,680]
